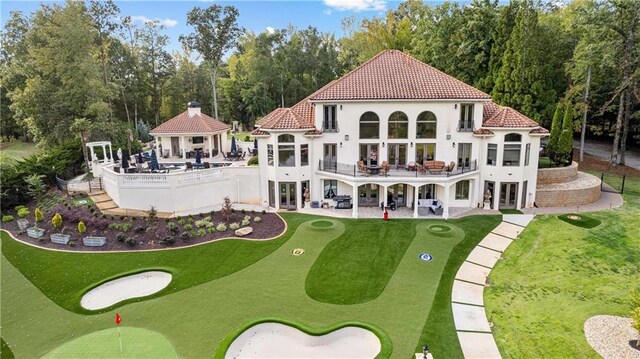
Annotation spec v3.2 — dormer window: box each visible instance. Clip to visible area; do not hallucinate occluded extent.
[458,104,474,132]
[323,105,337,132]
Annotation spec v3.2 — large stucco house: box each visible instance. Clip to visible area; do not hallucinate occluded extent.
[252,50,548,218]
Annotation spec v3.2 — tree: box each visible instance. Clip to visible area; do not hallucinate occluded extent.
[547,103,563,163]
[481,1,519,92]
[34,208,43,229]
[558,102,575,165]
[51,213,63,230]
[221,196,233,221]
[70,118,93,171]
[181,5,243,121]
[25,174,46,200]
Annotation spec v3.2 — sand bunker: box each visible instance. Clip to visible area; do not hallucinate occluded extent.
[225,322,381,358]
[81,271,172,310]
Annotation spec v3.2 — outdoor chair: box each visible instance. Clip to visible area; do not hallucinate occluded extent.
[357,161,369,175]
[425,160,446,173]
[203,162,210,169]
[380,161,390,175]
[446,161,456,172]
[406,161,416,171]
[416,164,427,175]
[222,152,230,161]
[186,162,193,171]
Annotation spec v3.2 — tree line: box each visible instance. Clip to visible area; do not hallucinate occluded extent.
[1,0,638,166]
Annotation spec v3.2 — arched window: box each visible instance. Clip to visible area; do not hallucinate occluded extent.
[505,133,522,142]
[277,134,295,166]
[417,111,437,139]
[359,111,379,139]
[278,134,294,143]
[388,111,408,139]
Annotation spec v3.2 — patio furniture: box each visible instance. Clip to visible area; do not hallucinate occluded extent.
[222,152,230,161]
[162,149,170,158]
[417,199,444,215]
[186,162,193,171]
[425,160,446,173]
[380,161,390,175]
[416,164,427,175]
[446,161,456,172]
[357,161,369,175]
[406,161,416,171]
[334,195,353,209]
[367,164,381,175]
[203,162,210,169]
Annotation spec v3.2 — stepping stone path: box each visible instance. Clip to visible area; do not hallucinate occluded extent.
[452,214,534,359]
[235,227,253,237]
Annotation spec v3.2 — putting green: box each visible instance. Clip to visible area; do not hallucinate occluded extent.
[42,327,178,359]
[309,220,334,229]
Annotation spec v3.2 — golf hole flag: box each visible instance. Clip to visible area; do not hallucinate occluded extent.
[115,313,122,325]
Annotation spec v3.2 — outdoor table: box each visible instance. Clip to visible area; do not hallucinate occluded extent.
[367,165,381,175]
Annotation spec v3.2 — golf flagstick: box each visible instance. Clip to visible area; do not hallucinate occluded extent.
[115,313,122,352]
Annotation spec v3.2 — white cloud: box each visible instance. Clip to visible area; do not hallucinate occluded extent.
[323,9,332,15]
[130,15,178,28]
[323,0,386,12]
[266,26,275,34]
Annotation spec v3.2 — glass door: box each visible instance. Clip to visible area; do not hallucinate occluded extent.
[418,184,436,199]
[388,144,407,168]
[359,144,379,166]
[323,144,337,170]
[279,182,297,210]
[358,184,378,207]
[457,143,472,168]
[387,184,407,206]
[499,182,518,209]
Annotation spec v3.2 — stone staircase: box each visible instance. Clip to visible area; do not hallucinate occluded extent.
[89,191,173,218]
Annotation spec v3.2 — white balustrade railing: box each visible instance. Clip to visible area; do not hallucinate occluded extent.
[122,174,169,186]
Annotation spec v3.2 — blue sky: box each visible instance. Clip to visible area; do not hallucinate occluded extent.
[1,0,414,53]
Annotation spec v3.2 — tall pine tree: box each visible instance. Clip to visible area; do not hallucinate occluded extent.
[558,102,574,165]
[491,1,556,122]
[480,1,519,93]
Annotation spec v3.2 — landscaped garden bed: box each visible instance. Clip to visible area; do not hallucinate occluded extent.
[1,192,285,251]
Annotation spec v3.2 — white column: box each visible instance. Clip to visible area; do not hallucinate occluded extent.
[382,185,388,208]
[443,184,450,219]
[413,185,419,218]
[208,135,213,158]
[181,136,186,160]
[88,146,95,168]
[108,144,114,164]
[169,138,173,157]
[101,145,107,162]
[352,185,359,218]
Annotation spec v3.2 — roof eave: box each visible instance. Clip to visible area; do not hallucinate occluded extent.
[310,98,492,103]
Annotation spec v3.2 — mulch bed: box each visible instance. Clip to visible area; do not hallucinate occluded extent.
[576,152,640,177]
[2,194,285,252]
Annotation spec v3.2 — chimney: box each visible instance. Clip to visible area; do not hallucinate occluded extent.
[187,101,201,117]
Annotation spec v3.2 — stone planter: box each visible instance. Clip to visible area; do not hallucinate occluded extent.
[50,233,71,245]
[82,236,107,247]
[27,227,45,239]
[17,219,29,230]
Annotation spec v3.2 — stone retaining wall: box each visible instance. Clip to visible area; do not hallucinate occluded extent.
[537,161,578,184]
[536,171,601,207]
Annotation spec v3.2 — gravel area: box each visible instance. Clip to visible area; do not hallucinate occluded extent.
[584,315,640,359]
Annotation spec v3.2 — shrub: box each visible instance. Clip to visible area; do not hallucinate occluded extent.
[244,135,250,141]
[78,221,87,234]
[197,228,206,237]
[110,215,115,220]
[189,230,196,237]
[261,210,266,215]
[229,222,240,230]
[557,102,574,165]
[160,236,175,245]
[51,213,63,230]
[167,222,179,234]
[124,237,136,247]
[147,206,158,226]
[194,219,210,228]
[25,174,47,200]
[116,232,127,242]
[216,223,227,232]
[17,208,30,218]
[108,223,122,230]
[242,219,250,227]
[207,227,215,234]
[205,222,214,228]
[180,232,190,241]
[134,226,146,234]
[247,156,258,166]
[14,205,26,212]
[253,216,262,223]
[2,215,15,222]
[184,223,193,230]
[241,209,246,214]
[119,215,125,220]
[101,214,106,219]
[177,218,186,226]
[221,196,233,221]
[34,208,44,227]
[122,223,132,232]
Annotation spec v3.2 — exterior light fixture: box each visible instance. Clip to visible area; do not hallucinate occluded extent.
[340,105,343,110]
[455,104,458,109]
[340,142,343,148]
[410,142,413,147]
[452,142,456,148]
[382,142,385,148]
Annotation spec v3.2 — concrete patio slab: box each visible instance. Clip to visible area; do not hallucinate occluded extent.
[452,303,491,332]
[455,261,491,285]
[502,214,534,227]
[491,222,524,239]
[467,246,502,269]
[452,280,485,306]
[478,233,513,253]
[457,332,502,359]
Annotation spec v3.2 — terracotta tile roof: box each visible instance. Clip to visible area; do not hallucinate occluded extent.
[251,129,270,136]
[482,102,539,128]
[150,110,229,134]
[310,50,491,101]
[529,127,549,135]
[258,108,315,130]
[473,128,494,136]
[303,129,323,136]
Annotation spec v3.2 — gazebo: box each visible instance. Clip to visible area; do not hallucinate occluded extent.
[86,141,114,169]
[150,101,230,160]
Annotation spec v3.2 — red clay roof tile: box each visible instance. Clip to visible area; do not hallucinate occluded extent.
[482,102,539,128]
[150,110,229,134]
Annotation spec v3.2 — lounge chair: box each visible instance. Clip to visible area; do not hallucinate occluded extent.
[446,161,456,172]
[203,162,210,169]
[186,162,193,171]
[425,160,446,173]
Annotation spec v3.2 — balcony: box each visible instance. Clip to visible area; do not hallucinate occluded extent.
[318,160,478,179]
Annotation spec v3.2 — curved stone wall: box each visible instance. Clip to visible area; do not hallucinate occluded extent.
[535,171,601,207]
[537,161,578,184]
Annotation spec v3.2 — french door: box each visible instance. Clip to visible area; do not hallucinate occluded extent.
[499,182,518,209]
[387,184,407,206]
[279,182,297,210]
[323,144,337,170]
[458,143,472,169]
[387,144,407,167]
[359,144,379,166]
[358,184,378,207]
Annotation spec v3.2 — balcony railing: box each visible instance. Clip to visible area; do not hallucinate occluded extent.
[318,159,477,178]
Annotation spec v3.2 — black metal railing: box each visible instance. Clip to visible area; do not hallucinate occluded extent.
[318,159,478,178]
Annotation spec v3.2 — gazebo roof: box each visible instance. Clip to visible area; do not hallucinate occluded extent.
[150,110,230,135]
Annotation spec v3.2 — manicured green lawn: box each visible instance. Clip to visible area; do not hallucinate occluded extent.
[1,213,499,358]
[499,209,523,214]
[485,178,640,358]
[0,141,40,161]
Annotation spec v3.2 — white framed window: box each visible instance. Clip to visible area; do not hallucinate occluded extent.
[301,144,309,166]
[323,105,337,132]
[525,143,531,166]
[267,145,273,166]
[455,180,470,200]
[487,144,497,166]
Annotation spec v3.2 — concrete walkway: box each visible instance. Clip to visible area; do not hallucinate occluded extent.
[452,214,535,359]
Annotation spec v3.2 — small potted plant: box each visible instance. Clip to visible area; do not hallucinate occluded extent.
[27,208,45,239]
[16,207,30,230]
[50,213,70,244]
